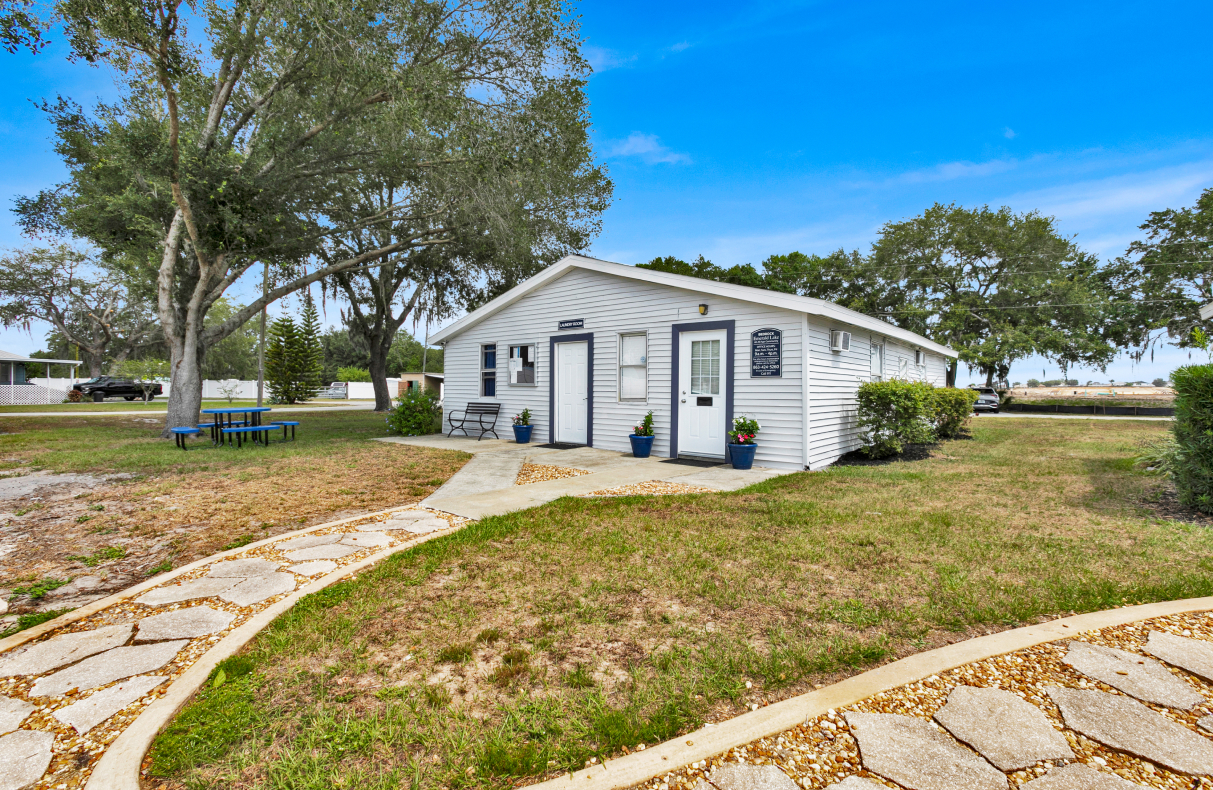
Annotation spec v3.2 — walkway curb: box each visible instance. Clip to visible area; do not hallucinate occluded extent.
[533,596,1213,790]
[85,521,461,790]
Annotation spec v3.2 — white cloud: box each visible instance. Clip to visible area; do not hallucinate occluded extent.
[670,41,691,52]
[1004,127,1016,139]
[890,158,1018,185]
[584,46,636,73]
[603,132,691,165]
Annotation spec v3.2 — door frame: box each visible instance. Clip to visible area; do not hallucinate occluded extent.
[549,332,594,446]
[670,320,735,458]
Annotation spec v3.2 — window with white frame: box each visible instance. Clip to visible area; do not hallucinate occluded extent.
[481,343,497,397]
[508,344,536,385]
[619,332,648,400]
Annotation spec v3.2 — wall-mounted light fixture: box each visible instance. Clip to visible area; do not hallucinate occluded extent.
[698,303,709,315]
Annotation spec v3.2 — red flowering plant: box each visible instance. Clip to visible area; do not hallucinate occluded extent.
[728,415,761,445]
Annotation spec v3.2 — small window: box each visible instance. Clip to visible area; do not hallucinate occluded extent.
[619,333,647,400]
[481,343,497,397]
[508,344,536,385]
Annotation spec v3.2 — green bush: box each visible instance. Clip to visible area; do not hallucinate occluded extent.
[929,387,979,439]
[385,387,441,436]
[1170,364,1213,513]
[336,366,371,382]
[856,380,935,458]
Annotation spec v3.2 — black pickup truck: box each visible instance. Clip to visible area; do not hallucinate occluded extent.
[72,376,164,402]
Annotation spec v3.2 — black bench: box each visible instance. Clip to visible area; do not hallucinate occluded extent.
[446,402,501,440]
[170,426,202,450]
[269,420,299,441]
[221,424,276,448]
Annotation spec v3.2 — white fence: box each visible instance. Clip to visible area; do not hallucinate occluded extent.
[0,384,70,406]
[20,377,407,404]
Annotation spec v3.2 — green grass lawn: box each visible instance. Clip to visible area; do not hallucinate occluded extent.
[0,399,351,413]
[148,417,1209,790]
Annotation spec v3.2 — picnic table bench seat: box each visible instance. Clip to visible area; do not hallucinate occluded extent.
[170,426,202,450]
[269,420,299,441]
[221,424,277,448]
[446,402,501,440]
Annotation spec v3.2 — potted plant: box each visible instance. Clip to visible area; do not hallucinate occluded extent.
[629,410,655,458]
[512,408,533,443]
[727,414,761,469]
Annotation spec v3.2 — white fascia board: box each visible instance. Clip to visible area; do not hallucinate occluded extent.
[429,255,959,358]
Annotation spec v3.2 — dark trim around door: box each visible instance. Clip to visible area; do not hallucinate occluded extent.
[548,332,594,446]
[670,320,735,459]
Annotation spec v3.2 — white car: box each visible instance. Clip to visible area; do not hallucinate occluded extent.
[316,382,348,399]
[972,387,999,413]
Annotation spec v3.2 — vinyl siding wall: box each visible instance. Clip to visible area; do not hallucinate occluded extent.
[442,268,809,470]
[806,321,950,470]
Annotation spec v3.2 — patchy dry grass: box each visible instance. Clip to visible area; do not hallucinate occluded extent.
[147,418,1213,790]
[0,412,468,610]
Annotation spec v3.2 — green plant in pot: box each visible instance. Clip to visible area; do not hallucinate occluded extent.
[728,414,760,469]
[630,411,655,457]
[512,408,533,443]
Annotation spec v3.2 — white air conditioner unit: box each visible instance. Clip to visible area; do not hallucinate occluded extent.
[915,350,925,365]
[830,330,851,352]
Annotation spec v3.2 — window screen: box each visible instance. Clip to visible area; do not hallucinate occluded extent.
[619,333,647,400]
[690,339,720,395]
[509,345,535,385]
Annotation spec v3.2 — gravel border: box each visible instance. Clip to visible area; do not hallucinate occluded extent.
[528,596,1213,790]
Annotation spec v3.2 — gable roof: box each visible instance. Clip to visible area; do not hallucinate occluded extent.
[429,255,958,358]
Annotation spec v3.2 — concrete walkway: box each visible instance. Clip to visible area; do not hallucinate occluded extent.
[375,435,790,519]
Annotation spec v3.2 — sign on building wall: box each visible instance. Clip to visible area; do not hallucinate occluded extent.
[750,328,782,377]
[558,319,584,330]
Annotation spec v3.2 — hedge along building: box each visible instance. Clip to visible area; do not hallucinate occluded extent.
[429,256,958,470]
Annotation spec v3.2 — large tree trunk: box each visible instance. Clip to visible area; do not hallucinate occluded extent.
[164,323,204,435]
[945,359,957,388]
[984,368,995,387]
[368,339,393,412]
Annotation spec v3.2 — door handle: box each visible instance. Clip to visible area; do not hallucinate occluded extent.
[681,399,686,403]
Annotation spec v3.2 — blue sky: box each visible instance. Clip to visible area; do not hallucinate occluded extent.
[2,0,1211,384]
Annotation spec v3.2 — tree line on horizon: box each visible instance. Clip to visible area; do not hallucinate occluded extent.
[638,197,1212,387]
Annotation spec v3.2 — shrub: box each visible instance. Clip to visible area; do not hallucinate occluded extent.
[855,380,935,458]
[385,387,441,436]
[929,387,979,439]
[1171,364,1213,512]
[633,410,654,437]
[1135,435,1179,477]
[336,366,371,382]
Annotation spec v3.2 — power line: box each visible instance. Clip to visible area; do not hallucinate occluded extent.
[866,298,1190,315]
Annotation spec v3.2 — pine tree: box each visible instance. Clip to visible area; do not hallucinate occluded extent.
[266,316,304,404]
[298,293,324,400]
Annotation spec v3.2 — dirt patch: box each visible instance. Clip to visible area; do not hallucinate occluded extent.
[1141,481,1213,527]
[0,444,466,623]
[833,444,938,466]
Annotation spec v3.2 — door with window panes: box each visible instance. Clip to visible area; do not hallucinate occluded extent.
[677,330,726,457]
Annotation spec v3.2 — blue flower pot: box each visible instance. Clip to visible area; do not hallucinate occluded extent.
[629,434,654,458]
[513,424,533,443]
[728,443,757,470]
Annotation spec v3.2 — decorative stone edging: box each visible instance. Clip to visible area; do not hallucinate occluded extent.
[0,504,466,790]
[88,522,460,790]
[533,596,1213,790]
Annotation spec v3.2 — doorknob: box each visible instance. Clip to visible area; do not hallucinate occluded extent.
[680,399,686,403]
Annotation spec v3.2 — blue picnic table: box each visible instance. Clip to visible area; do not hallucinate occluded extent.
[201,406,272,446]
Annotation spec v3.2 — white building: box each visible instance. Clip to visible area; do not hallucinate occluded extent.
[430,256,957,470]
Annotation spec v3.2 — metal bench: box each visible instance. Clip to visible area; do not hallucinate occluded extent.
[221,424,276,448]
[269,420,299,441]
[446,402,501,440]
[170,426,202,450]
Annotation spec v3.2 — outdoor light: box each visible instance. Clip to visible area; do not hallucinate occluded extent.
[698,303,708,315]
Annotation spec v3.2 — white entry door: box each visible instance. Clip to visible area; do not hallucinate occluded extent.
[556,341,589,444]
[678,330,727,457]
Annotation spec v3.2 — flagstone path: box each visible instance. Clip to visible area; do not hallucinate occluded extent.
[638,611,1213,790]
[0,504,463,790]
